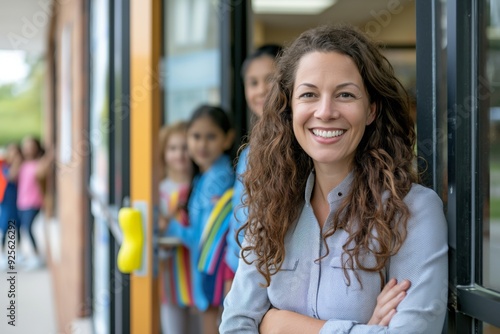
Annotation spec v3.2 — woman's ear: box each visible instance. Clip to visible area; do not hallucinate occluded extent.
[224,129,236,150]
[366,102,377,125]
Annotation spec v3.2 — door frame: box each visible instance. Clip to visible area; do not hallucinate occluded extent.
[416,1,500,332]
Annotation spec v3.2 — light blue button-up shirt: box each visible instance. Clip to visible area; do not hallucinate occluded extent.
[220,172,448,333]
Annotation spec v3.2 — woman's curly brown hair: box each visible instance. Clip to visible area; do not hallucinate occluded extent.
[239,24,418,287]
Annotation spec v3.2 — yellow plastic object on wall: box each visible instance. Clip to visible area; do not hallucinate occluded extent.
[117,208,144,273]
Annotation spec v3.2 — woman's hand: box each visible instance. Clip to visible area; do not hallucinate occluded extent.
[368,278,411,326]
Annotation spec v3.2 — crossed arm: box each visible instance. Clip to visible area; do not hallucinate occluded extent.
[259,279,411,334]
[220,187,448,334]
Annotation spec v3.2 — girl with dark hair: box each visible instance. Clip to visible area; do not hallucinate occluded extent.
[240,44,282,119]
[167,105,235,334]
[17,136,53,270]
[225,44,282,280]
[220,25,447,333]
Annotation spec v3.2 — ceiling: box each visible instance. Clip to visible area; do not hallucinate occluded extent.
[252,0,416,48]
[0,0,415,55]
[0,0,52,54]
[253,0,415,29]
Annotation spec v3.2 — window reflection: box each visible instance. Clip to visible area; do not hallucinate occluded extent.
[89,0,111,332]
[162,0,221,124]
[485,0,500,292]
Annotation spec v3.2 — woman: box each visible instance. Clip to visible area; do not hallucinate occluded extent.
[220,25,448,333]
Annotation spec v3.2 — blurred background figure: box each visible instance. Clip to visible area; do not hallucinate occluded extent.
[157,121,200,334]
[17,136,53,270]
[167,105,235,334]
[241,44,282,121]
[0,143,22,270]
[225,44,282,292]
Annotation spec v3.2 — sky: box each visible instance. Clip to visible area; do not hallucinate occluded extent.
[0,50,30,85]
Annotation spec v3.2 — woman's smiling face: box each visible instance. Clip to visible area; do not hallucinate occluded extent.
[292,51,376,172]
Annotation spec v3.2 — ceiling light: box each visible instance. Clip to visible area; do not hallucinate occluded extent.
[252,0,338,15]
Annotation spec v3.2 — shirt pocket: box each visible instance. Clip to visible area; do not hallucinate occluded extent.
[320,256,379,322]
[329,255,382,292]
[329,256,364,292]
[277,258,299,271]
[268,258,303,310]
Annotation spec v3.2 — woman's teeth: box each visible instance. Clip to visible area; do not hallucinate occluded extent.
[312,129,345,138]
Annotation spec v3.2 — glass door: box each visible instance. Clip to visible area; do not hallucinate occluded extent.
[478,0,500,332]
[89,0,111,332]
[417,0,500,332]
[89,0,131,332]
[109,0,131,332]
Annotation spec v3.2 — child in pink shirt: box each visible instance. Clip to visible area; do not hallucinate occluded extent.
[17,137,53,270]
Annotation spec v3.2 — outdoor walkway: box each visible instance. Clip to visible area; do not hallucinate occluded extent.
[0,213,57,334]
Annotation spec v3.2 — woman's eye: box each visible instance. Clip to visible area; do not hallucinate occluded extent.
[299,92,315,98]
[339,92,355,99]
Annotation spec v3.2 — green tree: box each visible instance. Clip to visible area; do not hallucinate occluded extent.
[0,56,44,146]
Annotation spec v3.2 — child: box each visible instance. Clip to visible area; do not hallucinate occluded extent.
[17,136,53,270]
[157,121,196,334]
[167,105,235,334]
[225,44,282,285]
[0,143,23,270]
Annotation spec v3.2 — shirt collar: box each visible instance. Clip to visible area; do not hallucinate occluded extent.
[304,170,354,206]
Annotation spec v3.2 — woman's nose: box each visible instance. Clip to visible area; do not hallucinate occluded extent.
[314,97,339,120]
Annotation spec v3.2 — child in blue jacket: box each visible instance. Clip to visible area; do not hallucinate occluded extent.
[167,105,234,334]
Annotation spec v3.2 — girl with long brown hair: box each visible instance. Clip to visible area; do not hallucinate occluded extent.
[220,25,448,333]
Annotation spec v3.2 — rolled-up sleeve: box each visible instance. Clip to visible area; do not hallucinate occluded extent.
[220,249,271,334]
[320,186,448,334]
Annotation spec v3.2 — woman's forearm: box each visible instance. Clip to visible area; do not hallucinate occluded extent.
[260,309,325,334]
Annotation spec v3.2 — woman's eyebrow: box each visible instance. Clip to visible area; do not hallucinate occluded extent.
[296,82,362,90]
[296,82,317,89]
[336,82,362,90]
